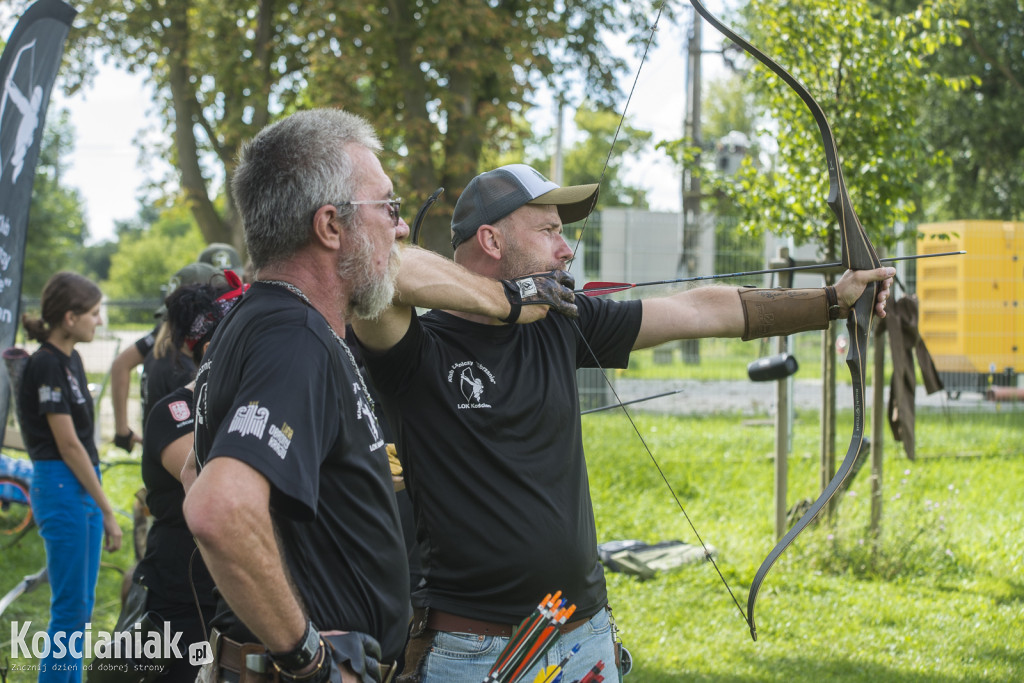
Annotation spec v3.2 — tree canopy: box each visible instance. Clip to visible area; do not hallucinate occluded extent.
[719,0,966,260]
[48,0,676,256]
[913,0,1024,220]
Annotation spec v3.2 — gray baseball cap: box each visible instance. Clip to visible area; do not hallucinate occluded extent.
[155,262,228,317]
[450,164,599,250]
[198,242,243,270]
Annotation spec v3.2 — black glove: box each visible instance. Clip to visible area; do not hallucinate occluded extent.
[113,430,135,452]
[500,270,578,323]
[323,632,383,683]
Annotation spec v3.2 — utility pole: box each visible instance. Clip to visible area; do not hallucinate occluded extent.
[551,96,565,185]
[680,9,704,363]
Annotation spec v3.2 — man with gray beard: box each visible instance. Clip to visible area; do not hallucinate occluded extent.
[183,111,576,683]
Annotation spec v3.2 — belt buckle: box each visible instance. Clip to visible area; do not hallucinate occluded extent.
[210,629,224,658]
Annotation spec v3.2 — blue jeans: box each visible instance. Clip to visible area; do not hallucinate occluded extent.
[31,460,104,683]
[421,607,620,683]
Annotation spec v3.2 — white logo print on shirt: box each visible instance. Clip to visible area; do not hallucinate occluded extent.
[352,382,384,451]
[447,361,495,410]
[228,402,269,439]
[38,385,60,404]
[66,368,86,404]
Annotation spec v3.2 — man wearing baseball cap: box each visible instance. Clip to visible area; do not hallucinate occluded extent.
[198,242,246,281]
[449,164,598,250]
[354,164,895,682]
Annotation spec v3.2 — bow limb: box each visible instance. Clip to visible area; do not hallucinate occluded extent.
[684,0,884,640]
[745,134,882,644]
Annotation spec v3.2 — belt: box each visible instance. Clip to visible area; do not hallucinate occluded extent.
[212,629,276,682]
[211,630,396,683]
[426,609,591,638]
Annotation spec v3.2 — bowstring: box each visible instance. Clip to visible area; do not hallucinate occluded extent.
[570,2,665,257]
[574,321,751,627]
[565,1,750,629]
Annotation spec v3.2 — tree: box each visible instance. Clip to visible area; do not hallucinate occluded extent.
[530,104,653,209]
[912,0,1024,220]
[702,72,758,143]
[23,110,90,296]
[103,200,206,323]
[723,0,964,261]
[47,0,679,257]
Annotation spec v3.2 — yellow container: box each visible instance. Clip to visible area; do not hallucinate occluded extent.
[917,220,1023,394]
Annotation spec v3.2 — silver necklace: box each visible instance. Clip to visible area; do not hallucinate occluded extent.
[261,279,375,412]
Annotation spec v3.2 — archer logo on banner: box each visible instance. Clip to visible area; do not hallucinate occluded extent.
[0,39,45,184]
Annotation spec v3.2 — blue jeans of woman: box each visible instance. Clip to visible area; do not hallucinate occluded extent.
[421,607,620,683]
[31,460,104,683]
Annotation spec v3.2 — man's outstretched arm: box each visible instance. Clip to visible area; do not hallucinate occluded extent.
[634,266,895,350]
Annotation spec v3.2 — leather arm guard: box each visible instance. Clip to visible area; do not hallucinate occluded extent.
[739,286,849,341]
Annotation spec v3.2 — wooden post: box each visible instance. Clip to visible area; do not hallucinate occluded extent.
[772,249,795,541]
[764,249,846,538]
[870,322,886,535]
[774,333,790,541]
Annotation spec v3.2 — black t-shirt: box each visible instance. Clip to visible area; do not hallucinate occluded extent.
[193,283,410,661]
[360,295,643,624]
[17,343,98,464]
[134,323,159,358]
[137,386,216,607]
[134,323,196,425]
[141,353,195,425]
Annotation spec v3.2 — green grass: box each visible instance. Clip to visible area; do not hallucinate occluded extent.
[624,334,829,381]
[1,454,143,673]
[3,409,1021,681]
[585,410,1024,682]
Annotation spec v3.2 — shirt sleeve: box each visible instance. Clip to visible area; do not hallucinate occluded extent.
[574,296,643,370]
[204,325,341,520]
[134,323,160,356]
[31,352,73,416]
[357,312,425,398]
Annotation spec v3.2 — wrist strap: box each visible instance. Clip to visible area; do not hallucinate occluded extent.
[270,620,321,674]
[824,285,849,319]
[500,280,522,324]
[113,429,135,451]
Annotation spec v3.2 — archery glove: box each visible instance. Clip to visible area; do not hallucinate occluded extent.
[113,430,135,453]
[501,270,578,323]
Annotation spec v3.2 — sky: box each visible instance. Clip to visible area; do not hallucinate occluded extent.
[6,4,730,245]
[53,65,162,244]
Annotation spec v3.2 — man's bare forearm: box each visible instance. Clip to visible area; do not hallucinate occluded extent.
[393,246,510,317]
[184,458,307,653]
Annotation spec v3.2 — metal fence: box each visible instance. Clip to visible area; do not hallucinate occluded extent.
[8,229,1016,452]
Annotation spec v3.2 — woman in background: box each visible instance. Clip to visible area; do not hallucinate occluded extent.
[135,276,245,681]
[17,271,123,683]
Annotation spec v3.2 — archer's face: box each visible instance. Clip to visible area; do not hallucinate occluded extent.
[499,204,573,278]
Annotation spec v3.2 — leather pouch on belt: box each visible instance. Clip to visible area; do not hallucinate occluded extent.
[396,608,435,683]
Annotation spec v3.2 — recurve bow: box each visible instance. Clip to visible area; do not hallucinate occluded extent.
[686,0,883,640]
